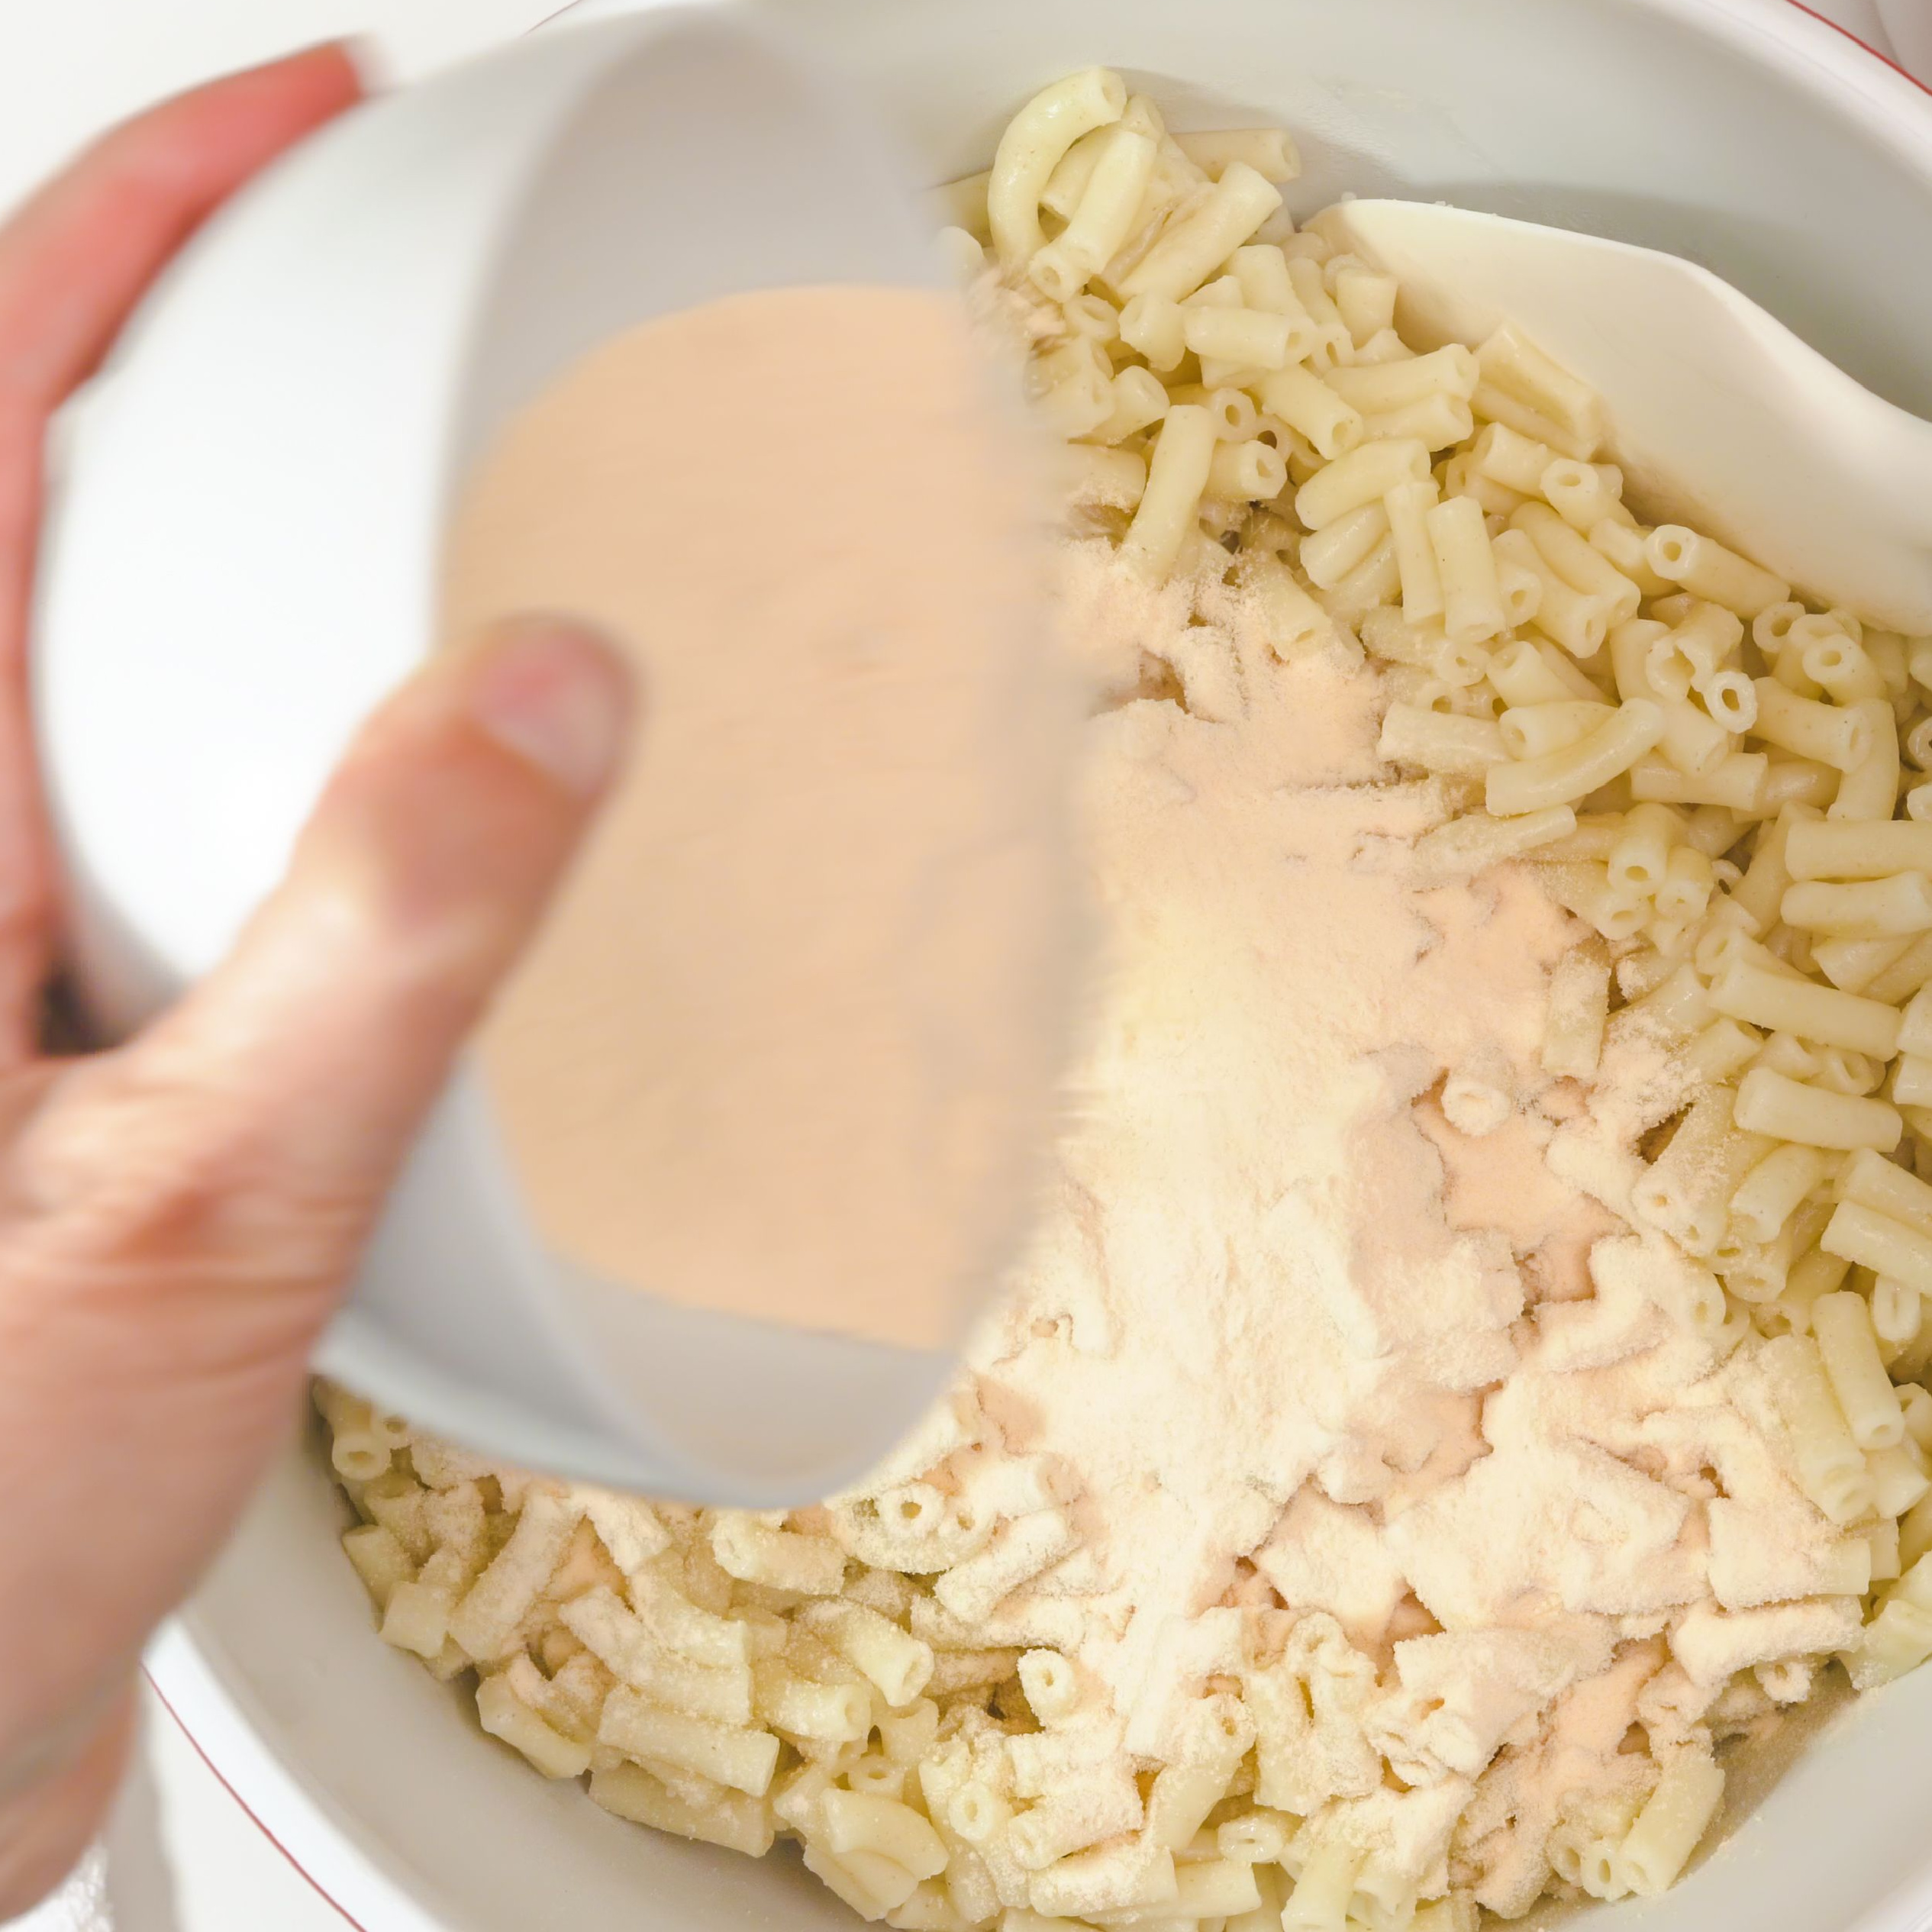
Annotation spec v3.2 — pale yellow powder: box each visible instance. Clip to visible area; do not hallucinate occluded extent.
[443,287,1082,1352]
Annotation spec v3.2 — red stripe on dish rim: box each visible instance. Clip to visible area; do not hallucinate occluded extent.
[1781,0,1932,95]
[152,5,1924,1927]
[143,1665,367,1931]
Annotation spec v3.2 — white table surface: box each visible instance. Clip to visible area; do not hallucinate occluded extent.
[1,0,1924,1925]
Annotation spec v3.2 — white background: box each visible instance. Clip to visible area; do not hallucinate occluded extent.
[0,0,1924,1927]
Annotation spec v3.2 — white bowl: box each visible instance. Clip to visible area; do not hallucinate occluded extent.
[153,1,1932,1927]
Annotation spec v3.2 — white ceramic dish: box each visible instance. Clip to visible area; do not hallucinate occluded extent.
[150,1,1932,1928]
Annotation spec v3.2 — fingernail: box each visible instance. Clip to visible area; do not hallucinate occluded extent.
[468,616,634,798]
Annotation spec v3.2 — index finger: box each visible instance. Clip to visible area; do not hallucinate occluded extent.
[0,47,364,1065]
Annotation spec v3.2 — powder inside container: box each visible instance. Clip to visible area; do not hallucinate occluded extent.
[443,285,1079,1353]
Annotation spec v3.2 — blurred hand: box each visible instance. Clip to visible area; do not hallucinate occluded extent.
[0,50,632,1912]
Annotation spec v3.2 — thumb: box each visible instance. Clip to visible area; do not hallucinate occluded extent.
[0,616,631,1825]
[37,610,630,1228]
[5,610,631,1508]
[21,614,635,1275]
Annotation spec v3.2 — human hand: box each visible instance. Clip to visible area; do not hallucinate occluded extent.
[0,50,632,1912]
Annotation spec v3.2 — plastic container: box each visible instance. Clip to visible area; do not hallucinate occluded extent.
[149,1,1932,1927]
[34,3,992,1509]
